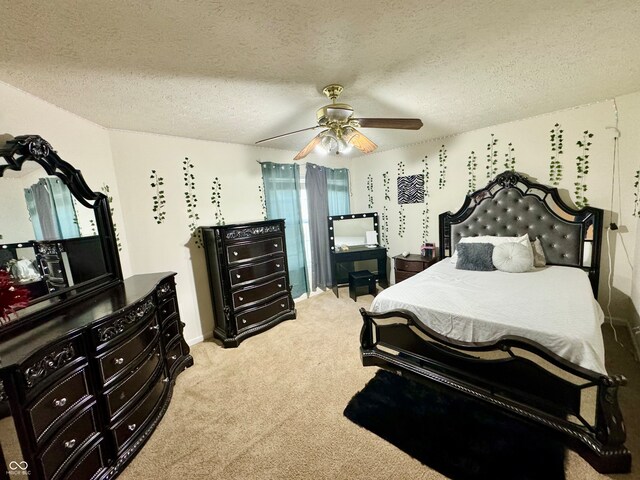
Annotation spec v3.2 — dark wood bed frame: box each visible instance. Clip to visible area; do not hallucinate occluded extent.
[359,170,630,473]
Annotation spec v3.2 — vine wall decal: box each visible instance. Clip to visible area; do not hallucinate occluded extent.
[467,151,478,193]
[395,161,408,237]
[548,123,564,186]
[503,143,516,171]
[150,169,166,224]
[258,184,267,220]
[366,174,374,209]
[634,170,640,218]
[438,145,448,189]
[211,177,225,226]
[383,171,390,201]
[182,157,201,247]
[101,183,122,251]
[381,205,389,246]
[574,130,593,208]
[486,134,499,179]
[422,154,430,241]
[398,206,406,238]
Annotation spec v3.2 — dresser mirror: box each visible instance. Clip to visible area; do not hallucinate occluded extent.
[0,135,122,335]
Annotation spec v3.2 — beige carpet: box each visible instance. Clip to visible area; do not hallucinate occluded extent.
[120,289,638,480]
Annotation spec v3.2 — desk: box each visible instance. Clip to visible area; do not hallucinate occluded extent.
[330,245,388,297]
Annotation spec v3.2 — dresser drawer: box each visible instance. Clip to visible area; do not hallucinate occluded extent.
[162,318,180,347]
[104,347,162,419]
[111,372,165,452]
[395,258,425,272]
[22,340,82,391]
[236,295,291,331]
[157,279,176,301]
[93,296,155,347]
[165,339,183,372]
[38,406,98,480]
[98,317,159,385]
[157,297,177,324]
[226,236,284,263]
[394,270,415,283]
[232,275,287,310]
[229,257,285,287]
[28,367,90,444]
[63,438,107,480]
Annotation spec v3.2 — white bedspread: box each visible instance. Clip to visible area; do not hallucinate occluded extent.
[371,260,606,374]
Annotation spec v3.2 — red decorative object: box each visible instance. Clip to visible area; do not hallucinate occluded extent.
[0,269,31,323]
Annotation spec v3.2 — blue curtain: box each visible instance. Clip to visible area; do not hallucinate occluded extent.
[261,162,309,298]
[24,178,80,240]
[326,168,350,215]
[23,188,44,240]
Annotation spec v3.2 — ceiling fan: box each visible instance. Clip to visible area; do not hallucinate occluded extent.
[255,84,423,160]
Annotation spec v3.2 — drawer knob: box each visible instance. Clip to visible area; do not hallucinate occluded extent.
[170,354,177,360]
[162,377,170,383]
[238,296,244,301]
[277,283,282,288]
[128,423,137,432]
[242,319,247,324]
[162,309,167,314]
[236,274,241,279]
[280,303,285,308]
[149,324,160,331]
[114,357,124,365]
[274,243,278,247]
[53,397,67,408]
[276,263,281,268]
[64,439,76,449]
[233,251,238,256]
[165,333,171,337]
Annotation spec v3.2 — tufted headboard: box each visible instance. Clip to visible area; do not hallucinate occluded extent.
[439,171,603,296]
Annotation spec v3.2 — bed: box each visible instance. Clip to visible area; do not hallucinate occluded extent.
[359,170,630,473]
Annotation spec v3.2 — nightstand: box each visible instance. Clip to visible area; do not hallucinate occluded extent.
[393,254,438,283]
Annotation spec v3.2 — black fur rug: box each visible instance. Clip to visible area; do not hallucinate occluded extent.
[343,370,566,480]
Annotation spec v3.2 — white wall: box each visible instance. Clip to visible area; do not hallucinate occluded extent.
[108,130,309,344]
[0,81,133,276]
[618,91,640,355]
[348,97,640,324]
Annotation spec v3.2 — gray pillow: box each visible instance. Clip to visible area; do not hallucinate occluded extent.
[455,243,495,271]
[531,238,547,267]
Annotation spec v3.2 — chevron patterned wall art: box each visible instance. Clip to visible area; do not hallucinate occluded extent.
[397,174,425,204]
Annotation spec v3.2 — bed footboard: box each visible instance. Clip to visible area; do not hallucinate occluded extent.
[359,308,631,473]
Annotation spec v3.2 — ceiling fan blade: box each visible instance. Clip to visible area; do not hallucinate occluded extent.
[344,128,377,154]
[353,118,423,130]
[255,125,322,144]
[293,132,324,160]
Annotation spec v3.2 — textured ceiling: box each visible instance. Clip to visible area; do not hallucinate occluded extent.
[1,1,639,155]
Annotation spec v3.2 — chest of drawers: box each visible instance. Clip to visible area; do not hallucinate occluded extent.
[202,220,296,347]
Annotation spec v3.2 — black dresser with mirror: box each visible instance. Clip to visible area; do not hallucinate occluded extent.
[0,136,193,480]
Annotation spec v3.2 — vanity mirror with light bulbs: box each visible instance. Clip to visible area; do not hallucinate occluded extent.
[327,212,388,297]
[0,135,192,480]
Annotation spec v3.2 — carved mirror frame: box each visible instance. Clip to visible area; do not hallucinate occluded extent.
[0,135,123,335]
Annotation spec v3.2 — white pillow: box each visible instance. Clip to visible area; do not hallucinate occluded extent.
[451,234,531,263]
[492,242,534,273]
